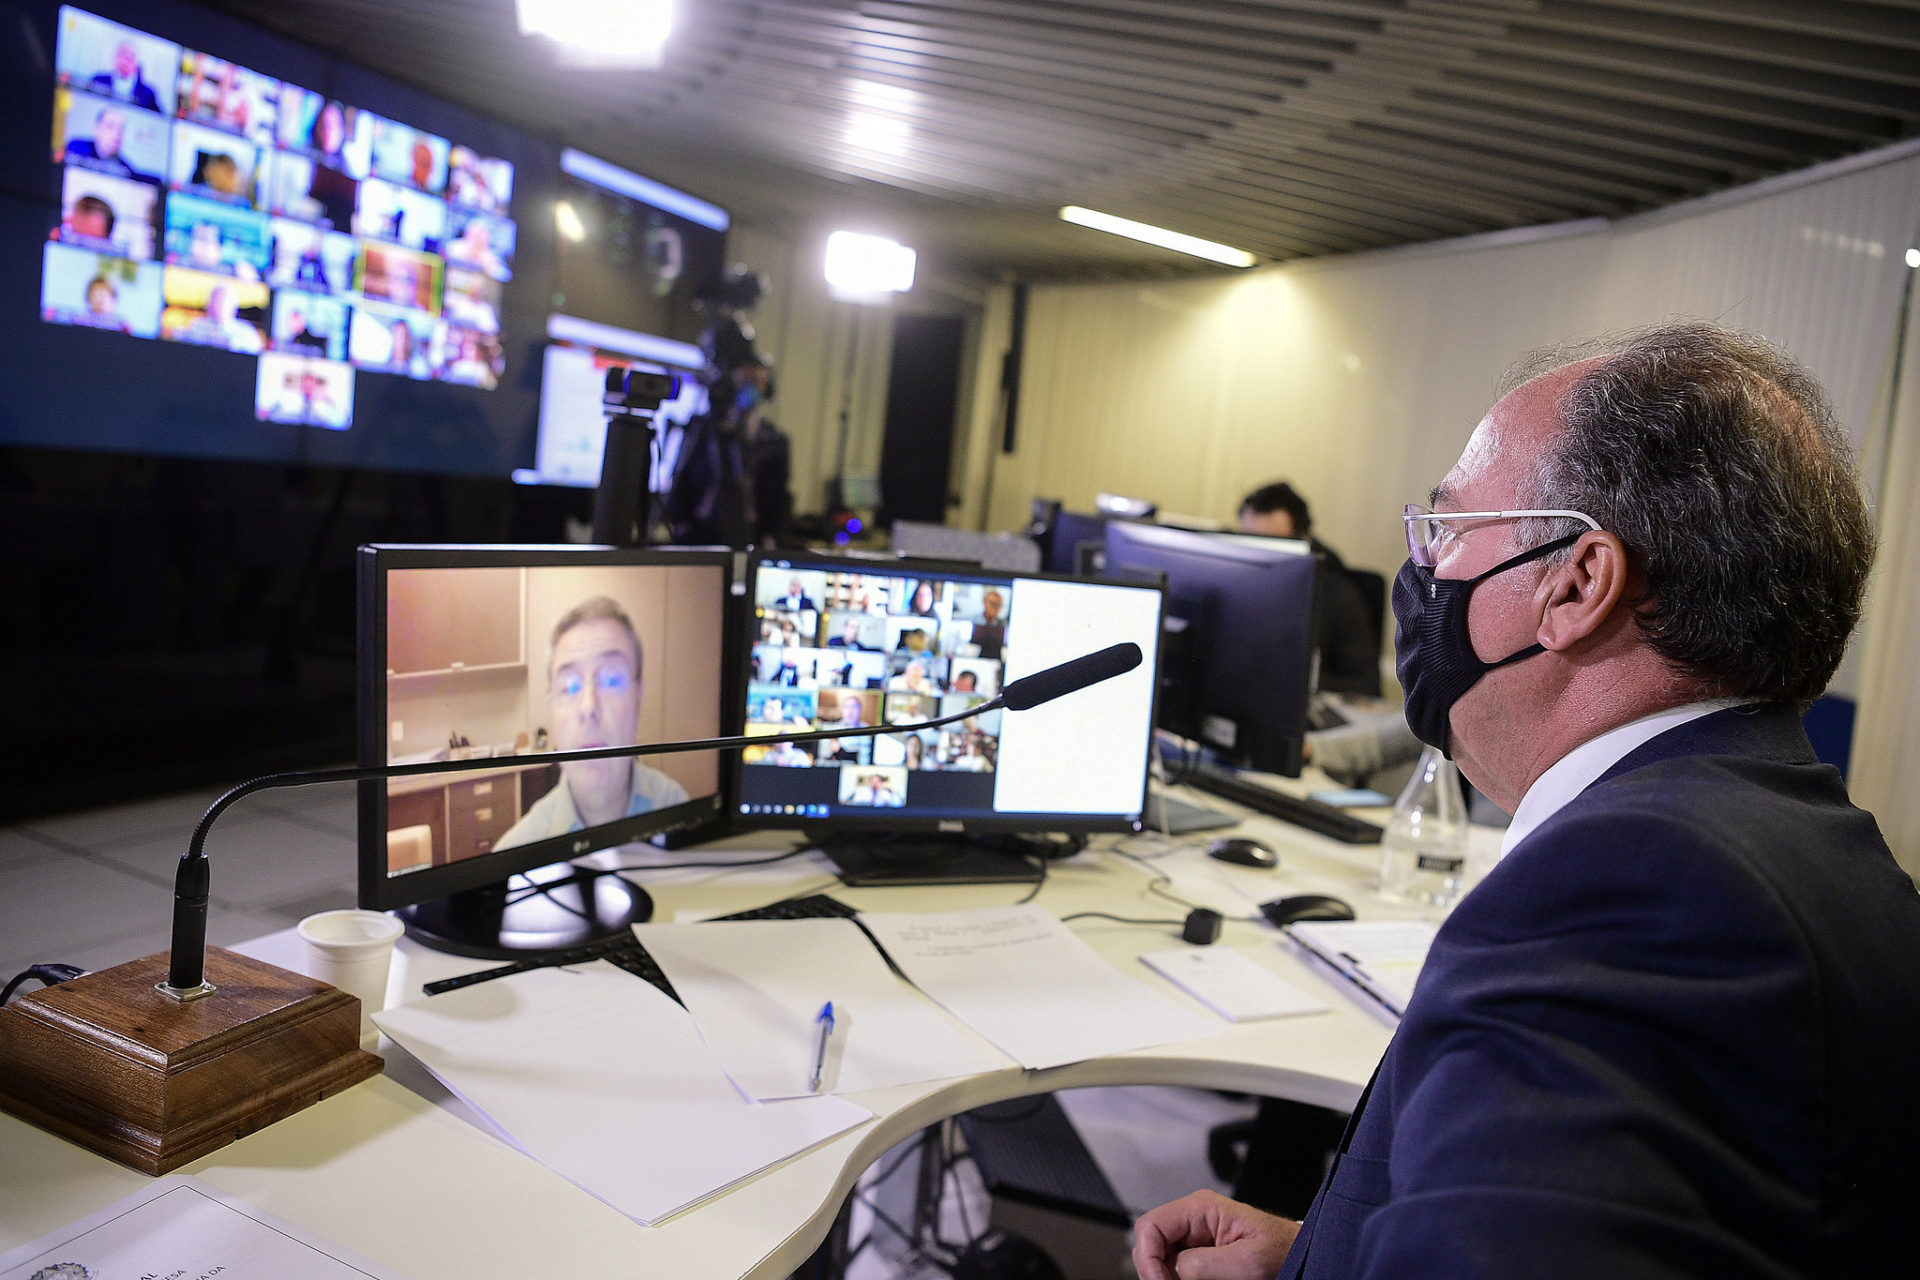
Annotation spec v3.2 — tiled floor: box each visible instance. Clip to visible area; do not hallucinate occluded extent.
[2,785,1248,1278]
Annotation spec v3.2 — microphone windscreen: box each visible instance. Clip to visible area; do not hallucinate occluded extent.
[1000,642,1143,712]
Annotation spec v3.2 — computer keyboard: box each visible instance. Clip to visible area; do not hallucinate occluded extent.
[711,893,861,922]
[1187,763,1384,845]
[420,895,861,1000]
[422,932,681,1003]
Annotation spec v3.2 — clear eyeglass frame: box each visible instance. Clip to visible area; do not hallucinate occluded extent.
[1403,505,1601,568]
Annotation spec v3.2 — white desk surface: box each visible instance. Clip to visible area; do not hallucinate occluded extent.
[0,785,1495,1279]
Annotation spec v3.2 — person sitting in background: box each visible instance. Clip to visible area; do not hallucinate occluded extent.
[1239,481,1381,698]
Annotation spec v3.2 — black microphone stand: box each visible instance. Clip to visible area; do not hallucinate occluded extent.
[163,699,1002,996]
[163,639,1143,995]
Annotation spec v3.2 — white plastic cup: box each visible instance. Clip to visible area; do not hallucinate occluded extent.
[298,909,403,1037]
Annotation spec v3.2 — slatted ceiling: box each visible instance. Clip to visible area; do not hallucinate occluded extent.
[200,0,1920,281]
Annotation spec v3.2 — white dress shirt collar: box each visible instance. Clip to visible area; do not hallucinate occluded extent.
[1500,699,1752,858]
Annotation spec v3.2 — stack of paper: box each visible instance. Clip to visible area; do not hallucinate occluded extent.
[858,905,1220,1069]
[1138,946,1330,1022]
[1286,920,1439,1018]
[374,961,871,1225]
[634,918,1014,1099]
[0,1176,408,1279]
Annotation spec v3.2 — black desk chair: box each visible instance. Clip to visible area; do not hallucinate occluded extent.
[1346,567,1387,658]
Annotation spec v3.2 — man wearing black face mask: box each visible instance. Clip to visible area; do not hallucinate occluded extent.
[1134,322,1920,1280]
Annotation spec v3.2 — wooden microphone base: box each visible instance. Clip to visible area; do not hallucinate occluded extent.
[0,947,381,1175]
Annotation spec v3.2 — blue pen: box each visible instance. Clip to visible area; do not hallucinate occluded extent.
[808,1001,836,1093]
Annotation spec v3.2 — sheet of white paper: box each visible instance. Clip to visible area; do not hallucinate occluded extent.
[1287,920,1438,1017]
[373,961,871,1225]
[633,918,1014,1099]
[858,905,1220,1070]
[1139,946,1331,1022]
[0,1174,409,1279]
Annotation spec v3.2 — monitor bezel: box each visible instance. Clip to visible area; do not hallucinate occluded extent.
[355,542,735,912]
[733,548,1164,836]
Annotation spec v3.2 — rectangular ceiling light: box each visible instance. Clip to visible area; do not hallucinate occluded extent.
[825,231,917,300]
[519,0,672,67]
[1058,206,1256,268]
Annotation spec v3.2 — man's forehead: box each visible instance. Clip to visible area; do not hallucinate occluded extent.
[552,618,636,665]
[1435,362,1589,507]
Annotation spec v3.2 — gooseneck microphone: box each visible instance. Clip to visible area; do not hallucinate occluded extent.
[161,641,1147,997]
[1000,642,1141,711]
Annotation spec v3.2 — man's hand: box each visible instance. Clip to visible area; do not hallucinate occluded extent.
[1132,1189,1301,1280]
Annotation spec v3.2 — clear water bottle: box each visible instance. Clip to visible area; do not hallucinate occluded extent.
[1378,745,1470,908]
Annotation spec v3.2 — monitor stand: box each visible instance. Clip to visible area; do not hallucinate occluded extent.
[398,863,654,960]
[815,833,1045,888]
[1143,786,1239,835]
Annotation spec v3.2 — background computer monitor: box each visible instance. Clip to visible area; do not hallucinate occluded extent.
[357,544,732,956]
[1038,508,1112,575]
[736,551,1164,882]
[1102,521,1319,777]
[889,520,1042,573]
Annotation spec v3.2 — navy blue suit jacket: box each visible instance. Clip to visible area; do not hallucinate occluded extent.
[1282,704,1920,1278]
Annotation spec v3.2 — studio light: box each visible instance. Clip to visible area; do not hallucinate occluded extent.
[824,231,916,300]
[555,199,586,243]
[518,0,673,67]
[1058,206,1256,268]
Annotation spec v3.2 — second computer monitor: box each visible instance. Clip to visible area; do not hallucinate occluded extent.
[1102,522,1319,777]
[738,553,1163,832]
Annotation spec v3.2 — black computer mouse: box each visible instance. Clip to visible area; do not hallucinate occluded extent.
[1259,893,1358,926]
[1206,836,1279,869]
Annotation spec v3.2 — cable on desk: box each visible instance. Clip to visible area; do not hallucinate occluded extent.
[500,844,818,907]
[1,963,87,1006]
[1061,911,1186,927]
[1013,853,1048,905]
[1112,832,1188,859]
[1109,846,1205,913]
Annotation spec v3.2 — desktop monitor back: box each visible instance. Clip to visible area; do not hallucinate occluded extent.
[1041,509,1111,575]
[1102,522,1319,777]
[356,544,734,955]
[736,551,1164,853]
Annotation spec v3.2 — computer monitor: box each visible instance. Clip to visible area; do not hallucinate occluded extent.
[357,544,732,956]
[1041,509,1112,575]
[736,552,1165,885]
[1102,522,1320,777]
[888,520,1042,574]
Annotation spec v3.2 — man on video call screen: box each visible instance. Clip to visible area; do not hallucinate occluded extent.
[497,596,688,849]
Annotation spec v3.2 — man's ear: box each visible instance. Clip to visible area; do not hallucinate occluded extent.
[1536,531,1629,651]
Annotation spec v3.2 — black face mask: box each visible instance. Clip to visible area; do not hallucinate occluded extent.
[1392,534,1584,753]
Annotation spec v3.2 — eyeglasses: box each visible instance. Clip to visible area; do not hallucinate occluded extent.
[549,665,634,703]
[1403,504,1600,568]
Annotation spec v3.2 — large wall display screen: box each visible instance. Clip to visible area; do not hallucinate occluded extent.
[0,0,559,476]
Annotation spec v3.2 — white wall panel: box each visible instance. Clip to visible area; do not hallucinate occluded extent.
[978,151,1920,574]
